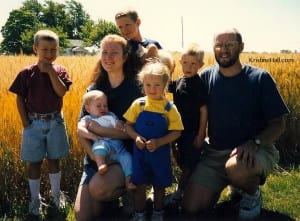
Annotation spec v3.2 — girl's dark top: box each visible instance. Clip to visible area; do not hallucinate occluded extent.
[169,74,207,132]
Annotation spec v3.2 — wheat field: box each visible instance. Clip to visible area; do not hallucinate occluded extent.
[0,53,299,217]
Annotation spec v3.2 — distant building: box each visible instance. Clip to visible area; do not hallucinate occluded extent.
[65,39,99,55]
[72,46,89,55]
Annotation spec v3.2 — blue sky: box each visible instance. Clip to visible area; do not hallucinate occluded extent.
[1,0,300,52]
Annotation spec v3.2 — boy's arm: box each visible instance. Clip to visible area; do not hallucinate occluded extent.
[38,61,67,97]
[194,105,208,148]
[16,95,30,128]
[146,130,181,152]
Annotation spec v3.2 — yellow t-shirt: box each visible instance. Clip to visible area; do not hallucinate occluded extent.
[123,96,184,131]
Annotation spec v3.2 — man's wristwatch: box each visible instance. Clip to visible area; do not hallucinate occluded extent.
[252,138,261,147]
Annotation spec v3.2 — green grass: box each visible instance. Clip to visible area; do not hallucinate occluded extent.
[261,166,300,220]
[1,166,299,221]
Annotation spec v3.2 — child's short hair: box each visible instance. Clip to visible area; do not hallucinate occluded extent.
[83,90,106,105]
[138,62,170,91]
[115,7,139,22]
[157,50,175,74]
[182,43,204,63]
[33,29,59,46]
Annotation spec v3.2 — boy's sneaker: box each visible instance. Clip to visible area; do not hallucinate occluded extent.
[130,212,146,221]
[50,191,67,209]
[151,210,164,221]
[227,185,243,202]
[29,196,43,216]
[239,189,262,219]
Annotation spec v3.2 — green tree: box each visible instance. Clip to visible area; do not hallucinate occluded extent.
[20,26,69,54]
[65,0,90,39]
[21,0,43,19]
[81,19,119,46]
[0,9,36,54]
[0,0,113,54]
[41,1,72,31]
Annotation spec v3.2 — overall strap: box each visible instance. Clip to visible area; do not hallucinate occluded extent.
[139,99,173,112]
[164,101,173,112]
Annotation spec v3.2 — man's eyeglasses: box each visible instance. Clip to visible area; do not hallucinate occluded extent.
[214,41,239,50]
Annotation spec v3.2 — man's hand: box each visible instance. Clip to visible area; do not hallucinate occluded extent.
[230,140,258,168]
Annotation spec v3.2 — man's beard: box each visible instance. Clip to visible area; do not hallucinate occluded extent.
[215,51,239,68]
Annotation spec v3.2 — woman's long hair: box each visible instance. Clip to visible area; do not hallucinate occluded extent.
[89,34,142,86]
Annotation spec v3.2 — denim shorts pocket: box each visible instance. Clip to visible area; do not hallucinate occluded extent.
[23,121,34,131]
[55,115,65,125]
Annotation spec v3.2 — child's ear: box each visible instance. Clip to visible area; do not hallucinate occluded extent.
[136,18,141,26]
[84,104,90,113]
[199,62,205,68]
[32,45,38,55]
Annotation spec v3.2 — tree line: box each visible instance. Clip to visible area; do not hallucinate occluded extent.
[0,0,119,54]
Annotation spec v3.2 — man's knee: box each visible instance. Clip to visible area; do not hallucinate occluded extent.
[182,185,217,213]
[225,157,261,189]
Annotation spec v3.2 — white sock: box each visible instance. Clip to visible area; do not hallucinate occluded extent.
[28,178,40,200]
[49,171,61,196]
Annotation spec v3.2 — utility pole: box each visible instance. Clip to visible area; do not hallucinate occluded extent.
[181,16,184,48]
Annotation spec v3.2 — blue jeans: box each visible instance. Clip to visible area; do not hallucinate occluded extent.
[21,114,69,162]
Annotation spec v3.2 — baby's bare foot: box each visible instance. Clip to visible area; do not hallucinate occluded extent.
[98,164,107,174]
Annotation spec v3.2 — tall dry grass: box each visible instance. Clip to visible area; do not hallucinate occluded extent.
[0,53,299,216]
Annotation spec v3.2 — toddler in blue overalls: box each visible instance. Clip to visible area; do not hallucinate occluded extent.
[124,62,183,221]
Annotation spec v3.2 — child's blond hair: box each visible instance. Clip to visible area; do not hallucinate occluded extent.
[138,62,170,93]
[157,50,175,74]
[33,29,59,46]
[181,43,204,63]
[82,90,106,106]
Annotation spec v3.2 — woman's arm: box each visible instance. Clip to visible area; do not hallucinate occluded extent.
[87,118,129,139]
[77,120,101,142]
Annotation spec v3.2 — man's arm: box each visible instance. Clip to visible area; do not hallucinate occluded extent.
[232,115,286,167]
[253,116,286,147]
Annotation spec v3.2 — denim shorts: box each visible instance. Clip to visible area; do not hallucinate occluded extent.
[21,114,70,162]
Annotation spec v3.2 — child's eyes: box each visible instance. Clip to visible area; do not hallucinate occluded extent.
[41,48,57,52]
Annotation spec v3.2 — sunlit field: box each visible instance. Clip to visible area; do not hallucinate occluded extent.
[0,53,299,219]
